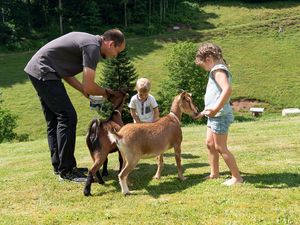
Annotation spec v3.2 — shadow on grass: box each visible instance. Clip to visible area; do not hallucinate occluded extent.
[104,161,208,198]
[0,52,34,88]
[200,1,300,9]
[242,172,300,189]
[163,152,201,159]
[234,115,256,122]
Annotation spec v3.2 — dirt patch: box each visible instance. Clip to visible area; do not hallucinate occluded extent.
[231,98,265,112]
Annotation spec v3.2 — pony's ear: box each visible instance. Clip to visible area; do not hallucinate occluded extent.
[119,86,129,93]
[178,91,186,101]
[177,88,186,94]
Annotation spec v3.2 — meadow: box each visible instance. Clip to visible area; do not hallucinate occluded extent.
[0,1,300,224]
[0,116,299,224]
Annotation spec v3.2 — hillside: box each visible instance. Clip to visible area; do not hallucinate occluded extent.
[0,1,299,140]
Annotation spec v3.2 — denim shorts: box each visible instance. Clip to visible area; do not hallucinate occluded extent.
[207,113,234,134]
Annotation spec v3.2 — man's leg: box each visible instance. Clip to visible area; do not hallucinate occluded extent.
[28,76,77,175]
[40,98,59,173]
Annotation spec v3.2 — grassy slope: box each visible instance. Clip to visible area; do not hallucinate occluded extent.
[0,1,299,140]
[0,117,299,224]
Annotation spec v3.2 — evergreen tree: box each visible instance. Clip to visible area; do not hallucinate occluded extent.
[99,47,138,123]
[157,41,207,124]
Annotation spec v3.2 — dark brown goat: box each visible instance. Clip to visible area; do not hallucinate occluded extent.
[84,89,128,196]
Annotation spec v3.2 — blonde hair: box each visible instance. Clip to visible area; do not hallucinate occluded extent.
[195,43,225,65]
[136,78,151,92]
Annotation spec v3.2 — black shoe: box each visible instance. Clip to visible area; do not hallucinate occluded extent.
[59,170,87,183]
[73,167,88,175]
[53,168,59,175]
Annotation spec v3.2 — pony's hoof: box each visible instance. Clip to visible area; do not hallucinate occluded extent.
[83,189,92,196]
[153,175,161,180]
[98,179,105,185]
[122,191,132,196]
[178,176,187,181]
[102,170,109,177]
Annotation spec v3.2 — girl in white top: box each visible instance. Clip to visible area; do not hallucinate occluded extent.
[128,78,160,123]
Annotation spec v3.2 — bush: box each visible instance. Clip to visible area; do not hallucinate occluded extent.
[0,108,17,143]
[0,22,18,45]
[157,41,207,124]
[0,91,19,143]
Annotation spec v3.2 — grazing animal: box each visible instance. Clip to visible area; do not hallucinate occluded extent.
[108,91,199,195]
[84,89,128,196]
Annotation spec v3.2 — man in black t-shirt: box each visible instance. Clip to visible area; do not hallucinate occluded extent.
[25,29,125,182]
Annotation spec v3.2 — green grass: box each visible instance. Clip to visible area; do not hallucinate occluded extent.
[0,2,299,140]
[0,2,299,224]
[0,117,299,224]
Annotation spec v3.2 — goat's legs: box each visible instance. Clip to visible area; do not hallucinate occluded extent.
[153,154,164,179]
[118,150,123,172]
[174,145,186,181]
[84,151,108,196]
[102,150,123,176]
[118,157,139,195]
[102,158,109,177]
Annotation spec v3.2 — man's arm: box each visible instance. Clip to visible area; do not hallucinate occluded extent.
[82,67,108,98]
[63,76,88,98]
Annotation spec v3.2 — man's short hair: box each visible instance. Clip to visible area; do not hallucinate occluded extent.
[103,29,125,47]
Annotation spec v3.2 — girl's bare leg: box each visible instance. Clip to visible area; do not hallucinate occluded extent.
[205,128,220,179]
[212,132,243,185]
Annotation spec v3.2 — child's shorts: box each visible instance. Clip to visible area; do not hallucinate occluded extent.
[207,113,234,134]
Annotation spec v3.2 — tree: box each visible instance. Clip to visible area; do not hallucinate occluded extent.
[157,41,207,124]
[99,47,138,123]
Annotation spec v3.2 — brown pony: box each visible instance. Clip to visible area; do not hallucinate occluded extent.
[108,91,199,195]
[84,89,128,196]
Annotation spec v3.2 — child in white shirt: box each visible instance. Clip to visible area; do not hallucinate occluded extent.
[128,78,159,123]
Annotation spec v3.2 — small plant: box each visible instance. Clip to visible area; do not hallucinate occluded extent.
[0,91,18,143]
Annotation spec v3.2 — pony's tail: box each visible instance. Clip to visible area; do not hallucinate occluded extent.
[86,119,101,153]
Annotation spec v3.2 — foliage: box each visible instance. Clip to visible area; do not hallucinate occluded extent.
[0,109,18,143]
[0,0,195,47]
[157,41,207,124]
[166,1,202,28]
[0,22,17,44]
[99,47,138,123]
[0,92,17,143]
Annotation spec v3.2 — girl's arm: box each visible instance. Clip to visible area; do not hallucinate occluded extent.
[204,69,232,117]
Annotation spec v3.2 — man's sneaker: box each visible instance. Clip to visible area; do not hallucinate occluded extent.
[59,170,87,183]
[73,167,88,175]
